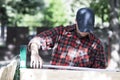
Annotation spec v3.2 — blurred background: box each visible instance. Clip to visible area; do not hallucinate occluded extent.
[0,0,120,69]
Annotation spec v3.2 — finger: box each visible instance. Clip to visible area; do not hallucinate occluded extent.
[36,61,39,68]
[30,61,33,68]
[39,60,43,68]
[33,61,36,68]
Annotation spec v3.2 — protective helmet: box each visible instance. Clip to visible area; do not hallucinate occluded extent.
[76,8,95,33]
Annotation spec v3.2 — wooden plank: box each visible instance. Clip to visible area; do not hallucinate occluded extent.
[6,60,17,80]
[0,60,17,80]
[0,66,7,80]
[20,68,120,80]
[42,64,120,72]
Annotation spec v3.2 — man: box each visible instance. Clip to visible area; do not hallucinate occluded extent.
[28,8,107,69]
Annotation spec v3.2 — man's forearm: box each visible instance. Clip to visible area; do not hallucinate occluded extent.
[28,37,41,54]
[30,43,39,55]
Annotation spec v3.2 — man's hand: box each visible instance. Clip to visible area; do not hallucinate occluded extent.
[30,52,43,68]
[30,43,43,68]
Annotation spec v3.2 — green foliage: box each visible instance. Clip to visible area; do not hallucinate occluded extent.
[7,0,44,14]
[41,0,68,27]
[17,13,43,27]
[1,0,118,28]
[0,0,69,27]
[90,0,109,22]
[0,0,45,27]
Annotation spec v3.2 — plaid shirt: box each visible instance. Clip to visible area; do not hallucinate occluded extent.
[30,24,107,68]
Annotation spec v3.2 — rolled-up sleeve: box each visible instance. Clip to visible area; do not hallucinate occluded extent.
[28,26,64,50]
